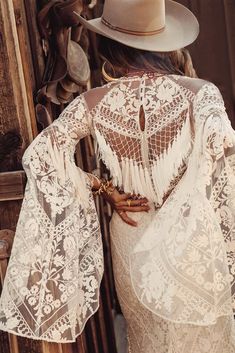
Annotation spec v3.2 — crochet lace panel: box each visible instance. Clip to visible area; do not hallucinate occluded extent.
[86,75,196,205]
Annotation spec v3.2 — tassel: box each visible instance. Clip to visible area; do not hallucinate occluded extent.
[135,164,145,196]
[122,157,131,193]
[144,167,156,200]
[133,162,144,195]
[129,160,137,194]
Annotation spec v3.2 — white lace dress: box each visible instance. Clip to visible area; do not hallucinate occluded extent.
[0,74,235,352]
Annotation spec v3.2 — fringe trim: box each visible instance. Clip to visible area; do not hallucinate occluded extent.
[94,118,192,203]
[94,129,123,186]
[151,116,192,202]
[121,158,156,201]
[47,138,90,207]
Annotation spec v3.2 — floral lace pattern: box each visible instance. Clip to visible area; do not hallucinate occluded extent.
[0,74,235,350]
[0,95,104,342]
[129,82,235,350]
[110,208,235,353]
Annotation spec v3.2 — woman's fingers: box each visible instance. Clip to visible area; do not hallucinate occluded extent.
[118,205,150,212]
[118,193,132,201]
[118,212,138,227]
[115,198,150,212]
[118,192,148,201]
[117,199,149,207]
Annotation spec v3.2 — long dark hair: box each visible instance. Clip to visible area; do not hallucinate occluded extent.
[98,36,197,79]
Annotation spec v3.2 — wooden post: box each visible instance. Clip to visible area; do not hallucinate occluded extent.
[0,0,37,141]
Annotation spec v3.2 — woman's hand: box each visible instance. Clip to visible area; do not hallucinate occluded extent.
[102,188,150,227]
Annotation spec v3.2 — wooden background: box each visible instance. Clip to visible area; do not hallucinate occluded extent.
[0,1,235,353]
[181,0,235,125]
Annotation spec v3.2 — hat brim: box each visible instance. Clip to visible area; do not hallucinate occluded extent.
[75,1,199,52]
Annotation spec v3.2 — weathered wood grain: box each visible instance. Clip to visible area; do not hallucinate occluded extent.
[0,0,36,141]
[13,0,37,136]
[0,171,26,201]
[23,0,45,89]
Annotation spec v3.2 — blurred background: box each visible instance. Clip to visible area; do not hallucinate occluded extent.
[0,1,234,353]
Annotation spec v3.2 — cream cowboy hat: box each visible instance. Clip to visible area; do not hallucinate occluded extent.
[74,0,199,52]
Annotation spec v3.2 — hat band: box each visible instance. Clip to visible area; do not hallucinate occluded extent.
[101,17,165,36]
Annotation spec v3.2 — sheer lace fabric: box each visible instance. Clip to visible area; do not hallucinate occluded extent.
[0,74,234,349]
[130,81,235,326]
[110,208,235,353]
[0,95,104,342]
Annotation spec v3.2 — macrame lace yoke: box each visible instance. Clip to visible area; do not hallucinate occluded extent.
[85,75,197,205]
[1,74,235,344]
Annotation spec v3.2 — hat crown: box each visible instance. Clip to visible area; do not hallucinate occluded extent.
[102,0,165,33]
[75,0,199,52]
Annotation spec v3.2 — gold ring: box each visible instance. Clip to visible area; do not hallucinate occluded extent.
[127,200,131,207]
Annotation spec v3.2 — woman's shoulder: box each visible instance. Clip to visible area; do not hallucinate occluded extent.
[82,80,119,111]
[170,74,219,97]
[179,76,224,108]
[169,75,226,123]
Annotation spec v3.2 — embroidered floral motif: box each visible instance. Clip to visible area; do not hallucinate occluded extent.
[0,95,103,342]
[130,83,235,334]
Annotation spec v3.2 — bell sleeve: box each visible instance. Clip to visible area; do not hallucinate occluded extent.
[0,95,104,342]
[130,82,235,327]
